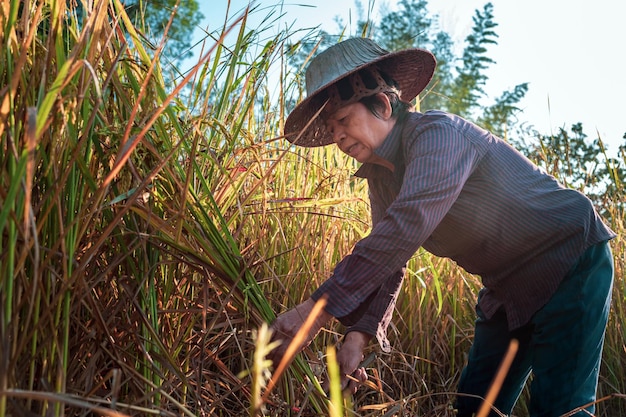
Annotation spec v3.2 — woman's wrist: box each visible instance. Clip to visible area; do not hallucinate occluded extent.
[344,330,372,350]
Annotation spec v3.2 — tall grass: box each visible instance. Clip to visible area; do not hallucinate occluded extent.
[0,1,624,416]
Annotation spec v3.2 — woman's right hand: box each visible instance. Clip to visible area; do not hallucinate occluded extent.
[269,298,332,369]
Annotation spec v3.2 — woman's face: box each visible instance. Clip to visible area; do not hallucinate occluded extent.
[325,95,395,165]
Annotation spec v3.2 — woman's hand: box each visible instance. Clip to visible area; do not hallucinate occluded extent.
[269,298,332,369]
[328,331,372,395]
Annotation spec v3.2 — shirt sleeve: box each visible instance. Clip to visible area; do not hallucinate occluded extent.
[343,183,404,353]
[344,269,404,353]
[311,120,482,323]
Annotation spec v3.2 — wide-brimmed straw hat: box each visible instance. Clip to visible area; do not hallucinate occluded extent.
[284,37,436,147]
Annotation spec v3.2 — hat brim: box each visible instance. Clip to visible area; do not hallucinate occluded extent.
[284,48,436,147]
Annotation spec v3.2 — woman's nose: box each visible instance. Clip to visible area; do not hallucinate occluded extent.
[331,127,344,144]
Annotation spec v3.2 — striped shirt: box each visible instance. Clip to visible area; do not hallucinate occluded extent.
[311,110,616,352]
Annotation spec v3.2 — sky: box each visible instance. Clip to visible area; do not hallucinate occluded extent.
[200,0,625,156]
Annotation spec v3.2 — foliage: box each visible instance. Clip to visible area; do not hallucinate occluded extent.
[445,3,498,116]
[126,0,204,64]
[376,0,432,51]
[511,123,626,220]
[477,82,528,138]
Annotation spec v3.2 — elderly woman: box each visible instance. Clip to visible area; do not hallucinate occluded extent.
[270,37,615,417]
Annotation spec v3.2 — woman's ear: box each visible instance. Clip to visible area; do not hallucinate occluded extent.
[377,93,393,120]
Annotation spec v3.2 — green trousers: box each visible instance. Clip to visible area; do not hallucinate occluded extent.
[456,240,614,417]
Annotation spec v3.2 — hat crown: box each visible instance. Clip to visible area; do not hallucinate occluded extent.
[305,38,390,96]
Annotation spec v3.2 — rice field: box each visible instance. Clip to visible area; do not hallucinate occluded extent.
[0,1,624,416]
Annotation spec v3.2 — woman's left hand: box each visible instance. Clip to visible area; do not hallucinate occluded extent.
[325,331,371,395]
